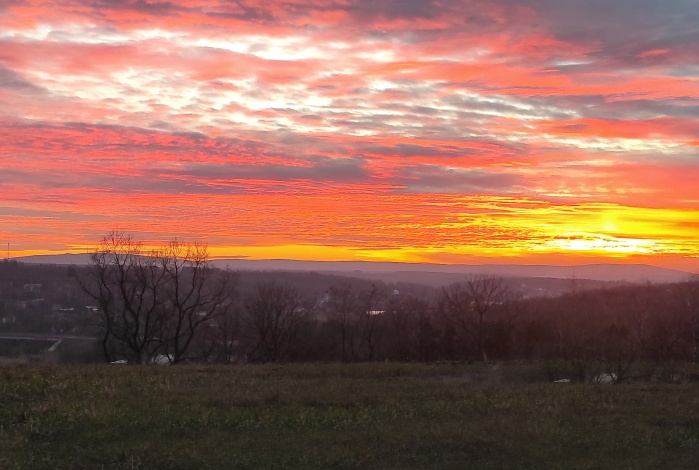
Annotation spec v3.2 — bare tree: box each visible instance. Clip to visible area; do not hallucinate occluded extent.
[679,275,699,363]
[156,241,237,364]
[212,305,243,364]
[76,232,166,364]
[75,232,237,364]
[603,286,659,382]
[384,295,428,361]
[325,284,358,362]
[243,281,308,363]
[324,283,385,361]
[354,284,385,361]
[441,274,509,362]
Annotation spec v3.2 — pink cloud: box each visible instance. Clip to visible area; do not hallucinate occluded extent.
[1,0,698,265]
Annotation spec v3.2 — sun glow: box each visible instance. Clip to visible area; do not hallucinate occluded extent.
[544,235,656,255]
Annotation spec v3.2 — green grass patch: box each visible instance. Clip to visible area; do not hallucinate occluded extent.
[1,363,698,469]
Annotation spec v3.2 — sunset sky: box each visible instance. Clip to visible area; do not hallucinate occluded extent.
[1,0,698,270]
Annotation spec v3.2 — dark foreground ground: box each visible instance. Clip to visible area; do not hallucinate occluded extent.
[1,363,698,469]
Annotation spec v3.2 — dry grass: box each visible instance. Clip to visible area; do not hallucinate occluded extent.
[1,363,698,469]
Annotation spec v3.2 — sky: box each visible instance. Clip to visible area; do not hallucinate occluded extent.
[1,0,698,270]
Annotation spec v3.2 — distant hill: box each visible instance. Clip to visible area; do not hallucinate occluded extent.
[12,253,93,265]
[213,259,691,283]
[12,254,692,284]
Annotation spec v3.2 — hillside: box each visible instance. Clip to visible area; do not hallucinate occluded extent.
[12,254,693,284]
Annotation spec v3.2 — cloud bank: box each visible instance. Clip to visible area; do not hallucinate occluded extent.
[0,0,697,268]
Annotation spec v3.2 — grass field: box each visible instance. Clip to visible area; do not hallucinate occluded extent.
[1,363,698,469]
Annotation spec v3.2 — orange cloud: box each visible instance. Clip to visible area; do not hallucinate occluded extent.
[1,0,698,269]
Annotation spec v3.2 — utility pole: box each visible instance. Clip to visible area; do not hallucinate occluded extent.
[569,268,578,294]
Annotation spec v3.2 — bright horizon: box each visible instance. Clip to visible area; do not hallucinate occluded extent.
[1,1,698,272]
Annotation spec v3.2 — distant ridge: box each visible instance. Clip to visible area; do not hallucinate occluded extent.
[11,254,691,283]
[214,259,690,283]
[12,253,93,265]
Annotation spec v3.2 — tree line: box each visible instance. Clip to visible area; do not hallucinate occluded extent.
[76,233,699,377]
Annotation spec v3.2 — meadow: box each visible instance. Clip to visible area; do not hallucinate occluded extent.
[1,363,698,469]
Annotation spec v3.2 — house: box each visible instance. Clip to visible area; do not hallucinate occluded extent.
[23,284,42,294]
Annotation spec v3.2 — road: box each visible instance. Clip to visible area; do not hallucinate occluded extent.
[0,332,97,341]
